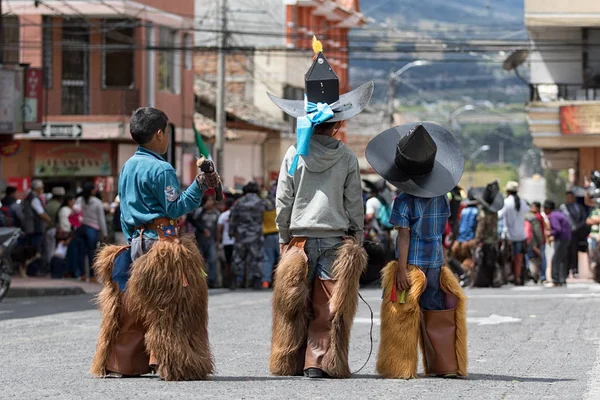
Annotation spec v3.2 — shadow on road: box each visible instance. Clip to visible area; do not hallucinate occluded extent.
[467,373,576,383]
[0,294,97,321]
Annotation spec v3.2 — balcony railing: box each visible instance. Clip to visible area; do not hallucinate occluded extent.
[529,83,600,102]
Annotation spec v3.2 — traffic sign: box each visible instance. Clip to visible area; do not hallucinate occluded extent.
[41,124,83,138]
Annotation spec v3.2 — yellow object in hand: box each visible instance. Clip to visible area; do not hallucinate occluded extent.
[399,289,407,304]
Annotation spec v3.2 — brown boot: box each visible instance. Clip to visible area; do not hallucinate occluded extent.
[105,295,151,376]
[304,278,334,377]
[421,309,459,377]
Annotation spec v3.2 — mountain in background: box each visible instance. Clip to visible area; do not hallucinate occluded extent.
[349,0,528,104]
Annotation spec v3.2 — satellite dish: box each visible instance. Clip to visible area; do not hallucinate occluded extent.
[503,49,530,71]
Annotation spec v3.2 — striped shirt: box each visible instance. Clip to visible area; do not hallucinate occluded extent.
[390,193,450,268]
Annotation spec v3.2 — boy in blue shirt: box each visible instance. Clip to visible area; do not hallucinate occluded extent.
[366,122,468,379]
[91,107,220,381]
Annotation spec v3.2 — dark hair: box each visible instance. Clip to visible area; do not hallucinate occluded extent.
[225,197,235,209]
[82,182,96,205]
[243,181,260,194]
[129,107,169,145]
[507,190,522,212]
[5,186,17,196]
[544,200,556,211]
[201,195,215,207]
[533,201,541,209]
[566,190,574,196]
[314,122,339,135]
[61,194,75,208]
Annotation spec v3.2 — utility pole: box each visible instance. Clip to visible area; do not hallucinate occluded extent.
[0,0,4,64]
[386,69,396,125]
[215,0,227,176]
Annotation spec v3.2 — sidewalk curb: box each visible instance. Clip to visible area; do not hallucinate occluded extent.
[6,286,86,298]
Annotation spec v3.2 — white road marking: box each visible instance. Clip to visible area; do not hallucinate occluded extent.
[0,310,14,315]
[354,317,380,326]
[467,314,522,325]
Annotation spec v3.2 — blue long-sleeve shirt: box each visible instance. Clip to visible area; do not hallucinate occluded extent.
[118,147,205,242]
[457,205,478,242]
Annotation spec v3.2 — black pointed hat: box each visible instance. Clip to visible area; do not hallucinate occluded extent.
[366,122,465,198]
[470,180,504,212]
[267,36,373,123]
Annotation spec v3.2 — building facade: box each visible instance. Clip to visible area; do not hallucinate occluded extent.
[1,0,198,198]
[526,0,600,182]
[193,0,364,186]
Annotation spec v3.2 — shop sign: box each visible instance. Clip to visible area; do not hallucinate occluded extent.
[560,104,600,134]
[0,140,20,157]
[6,177,31,192]
[35,142,112,177]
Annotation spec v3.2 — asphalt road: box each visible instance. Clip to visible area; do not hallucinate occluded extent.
[2,283,600,400]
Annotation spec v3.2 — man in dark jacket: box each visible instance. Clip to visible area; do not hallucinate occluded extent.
[560,191,588,278]
[22,180,51,276]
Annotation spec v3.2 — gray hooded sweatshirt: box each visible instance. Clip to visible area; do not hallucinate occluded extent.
[276,134,364,243]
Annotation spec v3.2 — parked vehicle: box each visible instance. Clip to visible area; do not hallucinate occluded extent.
[0,227,23,302]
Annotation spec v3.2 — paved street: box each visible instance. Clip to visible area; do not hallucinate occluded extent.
[2,283,600,400]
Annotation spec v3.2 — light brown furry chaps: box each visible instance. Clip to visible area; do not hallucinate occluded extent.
[269,237,366,378]
[376,262,468,379]
[90,235,215,381]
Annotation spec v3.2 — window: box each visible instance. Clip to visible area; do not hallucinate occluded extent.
[2,15,20,64]
[158,27,178,93]
[103,19,135,88]
[42,16,53,88]
[61,22,89,115]
[283,85,304,131]
[183,33,192,70]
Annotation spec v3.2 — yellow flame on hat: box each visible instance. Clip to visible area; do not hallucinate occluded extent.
[312,35,323,55]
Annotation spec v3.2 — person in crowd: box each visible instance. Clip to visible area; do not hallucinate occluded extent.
[44,187,65,265]
[587,203,600,271]
[229,182,273,290]
[560,190,589,278]
[72,182,107,282]
[217,197,236,289]
[525,203,544,283]
[472,180,504,287]
[269,38,369,379]
[262,189,279,289]
[367,122,467,379]
[21,179,51,276]
[364,179,394,262]
[451,191,479,274]
[531,201,549,282]
[0,186,19,227]
[57,195,75,241]
[544,200,572,287]
[90,106,219,380]
[191,195,220,288]
[500,181,529,286]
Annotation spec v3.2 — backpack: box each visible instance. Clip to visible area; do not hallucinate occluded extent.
[377,198,394,230]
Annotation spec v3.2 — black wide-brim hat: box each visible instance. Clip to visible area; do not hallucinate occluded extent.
[267,81,374,123]
[469,186,504,213]
[366,122,465,198]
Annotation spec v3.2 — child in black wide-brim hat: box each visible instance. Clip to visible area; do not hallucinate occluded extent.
[366,122,469,379]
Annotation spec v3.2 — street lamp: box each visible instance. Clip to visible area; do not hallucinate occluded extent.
[469,145,491,187]
[449,104,476,131]
[386,60,432,123]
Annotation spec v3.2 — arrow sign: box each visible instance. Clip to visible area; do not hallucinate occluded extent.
[42,124,83,138]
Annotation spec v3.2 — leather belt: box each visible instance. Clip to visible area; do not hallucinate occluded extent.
[135,217,180,240]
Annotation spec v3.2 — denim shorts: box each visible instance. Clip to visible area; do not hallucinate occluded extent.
[419,267,446,311]
[304,237,343,282]
[511,240,526,256]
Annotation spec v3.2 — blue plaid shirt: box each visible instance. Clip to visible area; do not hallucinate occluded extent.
[390,193,450,268]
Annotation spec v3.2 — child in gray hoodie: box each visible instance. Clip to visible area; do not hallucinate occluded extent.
[268,37,373,379]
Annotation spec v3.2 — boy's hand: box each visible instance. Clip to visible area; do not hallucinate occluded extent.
[396,263,411,291]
